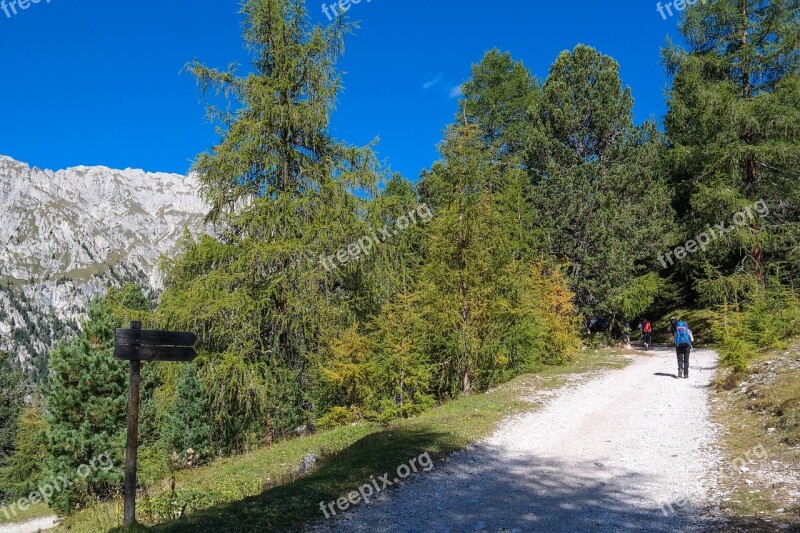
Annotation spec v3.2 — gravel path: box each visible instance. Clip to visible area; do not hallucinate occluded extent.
[0,516,57,533]
[309,348,723,533]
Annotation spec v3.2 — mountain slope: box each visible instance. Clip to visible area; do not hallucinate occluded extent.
[0,155,207,379]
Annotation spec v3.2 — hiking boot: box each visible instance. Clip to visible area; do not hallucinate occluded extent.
[683,374,689,379]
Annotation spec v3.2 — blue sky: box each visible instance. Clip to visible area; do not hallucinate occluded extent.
[0,0,686,180]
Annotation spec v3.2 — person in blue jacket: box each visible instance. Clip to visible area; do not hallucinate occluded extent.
[673,320,694,379]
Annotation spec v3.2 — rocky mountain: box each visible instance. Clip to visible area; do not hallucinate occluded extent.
[0,155,208,381]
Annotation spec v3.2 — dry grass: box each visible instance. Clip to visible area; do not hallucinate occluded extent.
[711,341,800,527]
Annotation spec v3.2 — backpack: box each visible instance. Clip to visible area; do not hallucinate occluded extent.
[643,320,652,333]
[675,322,692,347]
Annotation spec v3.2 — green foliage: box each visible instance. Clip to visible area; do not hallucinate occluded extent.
[43,298,126,514]
[529,45,677,318]
[105,283,153,325]
[159,0,379,452]
[417,121,580,397]
[716,282,800,370]
[315,406,361,430]
[162,365,214,468]
[368,287,436,422]
[664,0,800,301]
[0,399,48,499]
[0,351,24,482]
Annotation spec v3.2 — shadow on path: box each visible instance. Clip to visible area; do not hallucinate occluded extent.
[118,427,781,533]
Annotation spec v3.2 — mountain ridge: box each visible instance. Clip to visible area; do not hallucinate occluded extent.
[0,154,208,380]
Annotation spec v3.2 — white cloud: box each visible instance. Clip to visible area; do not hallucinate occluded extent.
[422,74,443,90]
[448,85,463,98]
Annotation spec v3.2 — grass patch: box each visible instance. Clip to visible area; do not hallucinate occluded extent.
[57,349,630,533]
[711,340,800,526]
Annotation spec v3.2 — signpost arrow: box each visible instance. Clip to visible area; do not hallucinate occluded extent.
[115,321,197,527]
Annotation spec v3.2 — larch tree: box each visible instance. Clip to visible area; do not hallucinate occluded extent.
[664,0,800,302]
[159,0,379,450]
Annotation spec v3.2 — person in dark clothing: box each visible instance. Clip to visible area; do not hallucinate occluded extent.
[668,316,678,335]
[673,321,694,379]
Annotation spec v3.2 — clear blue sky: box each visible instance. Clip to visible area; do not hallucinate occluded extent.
[0,0,686,180]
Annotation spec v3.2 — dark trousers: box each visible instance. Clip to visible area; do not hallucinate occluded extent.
[677,345,691,376]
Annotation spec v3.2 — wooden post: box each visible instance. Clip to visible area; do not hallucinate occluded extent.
[123,321,141,527]
[115,322,196,527]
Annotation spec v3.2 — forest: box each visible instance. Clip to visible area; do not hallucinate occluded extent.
[0,0,798,525]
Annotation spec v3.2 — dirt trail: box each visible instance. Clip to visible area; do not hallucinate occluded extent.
[0,516,57,533]
[309,348,724,532]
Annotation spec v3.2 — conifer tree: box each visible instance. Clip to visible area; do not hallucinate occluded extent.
[43,298,126,514]
[369,286,435,421]
[418,119,577,395]
[162,364,214,467]
[0,398,48,499]
[159,0,378,450]
[664,0,800,301]
[0,351,24,498]
[530,45,675,319]
[461,49,540,171]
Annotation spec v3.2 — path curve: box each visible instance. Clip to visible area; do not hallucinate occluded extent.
[309,348,723,533]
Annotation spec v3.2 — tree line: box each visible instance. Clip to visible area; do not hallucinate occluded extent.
[0,0,797,515]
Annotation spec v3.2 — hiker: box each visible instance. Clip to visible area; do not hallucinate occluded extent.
[674,320,694,379]
[642,318,653,350]
[668,316,678,335]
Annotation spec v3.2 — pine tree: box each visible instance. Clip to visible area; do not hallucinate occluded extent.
[43,298,126,514]
[461,49,540,170]
[418,119,578,396]
[530,45,676,320]
[318,324,373,411]
[457,50,544,258]
[664,0,800,301]
[162,364,213,468]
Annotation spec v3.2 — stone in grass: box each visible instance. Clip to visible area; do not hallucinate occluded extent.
[297,453,318,475]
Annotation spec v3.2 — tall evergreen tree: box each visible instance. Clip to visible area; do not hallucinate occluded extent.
[530,45,675,320]
[368,286,435,421]
[461,49,540,170]
[159,0,379,450]
[664,0,800,301]
[419,120,577,395]
[44,298,126,514]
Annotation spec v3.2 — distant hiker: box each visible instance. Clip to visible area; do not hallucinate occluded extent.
[674,321,694,379]
[623,322,632,344]
[668,316,678,335]
[642,319,653,350]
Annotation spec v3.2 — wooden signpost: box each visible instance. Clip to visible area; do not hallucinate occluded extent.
[115,321,198,527]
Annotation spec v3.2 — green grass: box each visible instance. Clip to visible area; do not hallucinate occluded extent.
[0,501,52,525]
[58,348,631,533]
[651,308,719,346]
